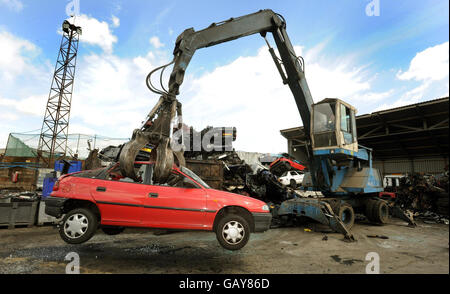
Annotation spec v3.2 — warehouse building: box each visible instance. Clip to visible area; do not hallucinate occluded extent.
[280,97,449,176]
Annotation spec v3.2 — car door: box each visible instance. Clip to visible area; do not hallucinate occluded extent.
[142,171,208,229]
[291,171,300,183]
[91,164,148,225]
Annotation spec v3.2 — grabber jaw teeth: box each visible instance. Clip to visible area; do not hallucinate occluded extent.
[153,137,175,183]
[118,130,185,184]
[118,129,150,181]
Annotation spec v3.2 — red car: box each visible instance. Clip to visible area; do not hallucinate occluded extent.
[45,161,271,250]
[269,157,306,177]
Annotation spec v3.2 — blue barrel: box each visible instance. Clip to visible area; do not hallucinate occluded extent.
[42,177,57,198]
[54,160,82,174]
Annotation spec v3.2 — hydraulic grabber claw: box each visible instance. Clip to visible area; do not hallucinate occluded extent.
[118,91,184,183]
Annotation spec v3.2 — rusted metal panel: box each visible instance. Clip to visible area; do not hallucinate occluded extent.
[413,158,447,174]
[383,160,412,174]
[374,157,447,176]
[185,159,223,190]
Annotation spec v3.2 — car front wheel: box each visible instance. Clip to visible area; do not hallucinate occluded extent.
[59,208,98,244]
[215,214,250,250]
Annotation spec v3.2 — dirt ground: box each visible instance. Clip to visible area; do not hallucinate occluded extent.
[0,218,448,274]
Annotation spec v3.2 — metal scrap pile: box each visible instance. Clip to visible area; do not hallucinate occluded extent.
[0,190,40,203]
[395,172,449,223]
[208,151,296,204]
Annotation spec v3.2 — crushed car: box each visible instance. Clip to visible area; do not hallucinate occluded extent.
[278,170,305,188]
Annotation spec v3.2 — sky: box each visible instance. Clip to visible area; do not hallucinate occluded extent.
[0,0,448,154]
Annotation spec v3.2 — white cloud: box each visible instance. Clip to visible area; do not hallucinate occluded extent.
[0,94,47,116]
[111,15,120,28]
[373,89,424,111]
[397,42,449,81]
[149,36,164,49]
[68,123,97,136]
[68,48,170,138]
[0,0,23,11]
[69,14,118,53]
[307,63,370,100]
[379,42,450,111]
[0,30,38,81]
[179,46,375,153]
[350,89,395,105]
[0,112,18,121]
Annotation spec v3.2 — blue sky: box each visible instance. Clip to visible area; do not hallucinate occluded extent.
[0,0,448,153]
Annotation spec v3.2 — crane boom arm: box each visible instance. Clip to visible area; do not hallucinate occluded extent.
[119,9,315,182]
[167,9,314,137]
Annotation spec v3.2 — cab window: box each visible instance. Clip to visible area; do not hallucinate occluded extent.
[340,104,354,144]
[314,103,336,133]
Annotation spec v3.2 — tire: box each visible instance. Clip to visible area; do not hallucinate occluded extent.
[372,200,389,224]
[59,208,98,244]
[215,214,250,250]
[366,199,389,224]
[290,179,297,189]
[102,227,125,235]
[365,199,376,222]
[331,202,355,230]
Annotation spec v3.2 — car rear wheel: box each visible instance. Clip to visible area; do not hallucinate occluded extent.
[215,214,250,250]
[59,208,98,244]
[290,179,297,189]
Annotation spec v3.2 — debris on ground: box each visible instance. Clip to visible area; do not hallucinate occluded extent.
[416,211,449,225]
[367,235,389,239]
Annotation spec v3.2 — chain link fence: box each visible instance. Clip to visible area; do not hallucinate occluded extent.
[4,132,129,160]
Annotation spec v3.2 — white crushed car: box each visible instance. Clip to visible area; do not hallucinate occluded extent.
[278,171,304,188]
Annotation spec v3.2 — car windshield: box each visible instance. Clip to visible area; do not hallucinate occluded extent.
[180,166,211,189]
[314,102,336,133]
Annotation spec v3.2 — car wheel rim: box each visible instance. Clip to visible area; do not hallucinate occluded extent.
[222,221,245,245]
[64,213,89,239]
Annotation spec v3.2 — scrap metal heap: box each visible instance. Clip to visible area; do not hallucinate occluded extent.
[212,152,298,204]
[394,172,449,223]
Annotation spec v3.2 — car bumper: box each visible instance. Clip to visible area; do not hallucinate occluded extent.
[44,196,68,218]
[252,212,272,232]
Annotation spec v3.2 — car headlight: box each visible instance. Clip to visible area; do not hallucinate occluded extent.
[262,205,269,211]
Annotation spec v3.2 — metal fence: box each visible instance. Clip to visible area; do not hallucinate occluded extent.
[4,132,129,160]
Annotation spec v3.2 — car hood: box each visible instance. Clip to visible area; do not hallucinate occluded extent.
[205,188,268,213]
